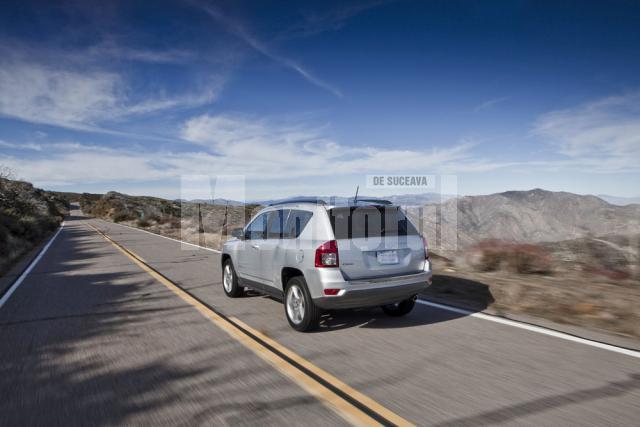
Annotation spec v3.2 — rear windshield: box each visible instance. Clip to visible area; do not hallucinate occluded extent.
[329,206,419,239]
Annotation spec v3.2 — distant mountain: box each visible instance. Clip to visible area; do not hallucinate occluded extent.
[596,195,640,206]
[74,188,640,251]
[255,192,455,206]
[188,198,246,206]
[385,192,456,206]
[408,189,640,248]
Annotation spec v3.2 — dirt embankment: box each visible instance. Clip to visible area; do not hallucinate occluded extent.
[0,178,69,276]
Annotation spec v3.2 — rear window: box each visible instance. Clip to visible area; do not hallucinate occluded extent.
[329,206,419,239]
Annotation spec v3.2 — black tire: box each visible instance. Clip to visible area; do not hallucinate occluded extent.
[284,276,321,332]
[222,259,243,298]
[382,297,416,317]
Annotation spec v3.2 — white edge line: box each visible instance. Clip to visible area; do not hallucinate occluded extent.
[96,219,221,253]
[416,299,640,359]
[0,222,65,309]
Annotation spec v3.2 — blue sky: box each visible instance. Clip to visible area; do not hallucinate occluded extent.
[1,0,639,199]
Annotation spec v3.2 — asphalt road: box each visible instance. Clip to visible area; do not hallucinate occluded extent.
[1,211,639,426]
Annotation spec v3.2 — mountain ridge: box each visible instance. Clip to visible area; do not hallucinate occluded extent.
[410,188,640,248]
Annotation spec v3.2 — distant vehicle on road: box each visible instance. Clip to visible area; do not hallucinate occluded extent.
[221,198,432,331]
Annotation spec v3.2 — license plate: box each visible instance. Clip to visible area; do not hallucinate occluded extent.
[377,250,399,265]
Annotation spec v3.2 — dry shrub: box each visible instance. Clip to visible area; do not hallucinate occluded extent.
[145,213,160,223]
[112,211,132,222]
[136,218,151,228]
[572,302,598,315]
[584,266,631,281]
[467,240,553,274]
[157,216,180,229]
[508,243,553,274]
[585,239,629,271]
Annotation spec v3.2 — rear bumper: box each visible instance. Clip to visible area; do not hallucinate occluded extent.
[312,270,432,310]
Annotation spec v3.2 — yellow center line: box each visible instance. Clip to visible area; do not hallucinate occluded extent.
[85,221,414,427]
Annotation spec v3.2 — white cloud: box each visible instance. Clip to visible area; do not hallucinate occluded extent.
[0,52,224,133]
[1,113,507,189]
[0,61,121,131]
[180,114,503,177]
[533,92,640,172]
[0,145,165,186]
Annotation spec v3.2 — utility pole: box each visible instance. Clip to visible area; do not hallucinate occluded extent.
[221,201,229,250]
[197,203,205,247]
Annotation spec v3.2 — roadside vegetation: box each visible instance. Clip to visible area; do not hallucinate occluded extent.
[0,172,69,277]
[425,235,640,339]
[80,191,261,250]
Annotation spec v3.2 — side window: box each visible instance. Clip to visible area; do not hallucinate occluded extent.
[245,213,267,240]
[284,210,313,239]
[267,209,289,239]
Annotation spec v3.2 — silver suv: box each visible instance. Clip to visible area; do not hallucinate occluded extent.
[221,198,432,331]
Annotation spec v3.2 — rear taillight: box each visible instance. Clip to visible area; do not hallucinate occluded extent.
[422,235,429,260]
[315,240,339,268]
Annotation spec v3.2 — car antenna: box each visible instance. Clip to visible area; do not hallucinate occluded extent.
[354,185,359,203]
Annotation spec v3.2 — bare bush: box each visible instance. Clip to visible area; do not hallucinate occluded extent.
[0,165,14,180]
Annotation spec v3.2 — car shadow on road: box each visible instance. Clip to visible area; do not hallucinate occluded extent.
[312,274,494,332]
[236,274,491,332]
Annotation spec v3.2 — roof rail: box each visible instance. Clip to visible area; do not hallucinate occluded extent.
[350,198,393,205]
[268,197,327,206]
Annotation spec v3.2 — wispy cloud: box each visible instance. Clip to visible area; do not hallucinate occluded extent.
[180,114,504,176]
[0,140,43,151]
[0,59,121,131]
[1,113,506,187]
[0,52,224,133]
[87,43,197,64]
[280,0,395,39]
[533,92,640,172]
[194,2,343,98]
[474,96,510,112]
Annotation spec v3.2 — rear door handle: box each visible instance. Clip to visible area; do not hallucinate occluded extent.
[251,243,260,249]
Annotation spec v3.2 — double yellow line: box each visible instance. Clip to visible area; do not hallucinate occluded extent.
[87,222,414,427]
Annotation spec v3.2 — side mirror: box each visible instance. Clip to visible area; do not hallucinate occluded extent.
[231,227,244,239]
